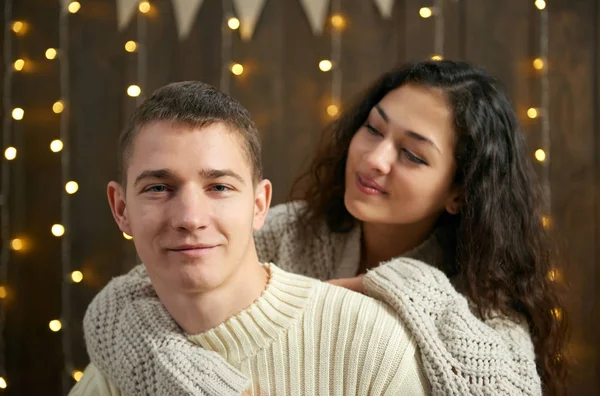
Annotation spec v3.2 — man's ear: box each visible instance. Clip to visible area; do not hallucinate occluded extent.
[107,181,133,235]
[252,179,272,231]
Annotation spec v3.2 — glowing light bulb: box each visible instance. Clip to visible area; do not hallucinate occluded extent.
[49,320,62,332]
[50,140,64,152]
[72,370,83,382]
[127,85,141,97]
[535,0,546,10]
[535,149,546,162]
[327,104,339,117]
[4,147,17,160]
[228,17,240,30]
[123,232,133,240]
[331,14,346,29]
[431,55,443,61]
[0,287,6,299]
[68,1,81,13]
[139,1,151,13]
[0,377,6,389]
[533,58,544,70]
[551,307,562,320]
[14,59,25,71]
[319,60,333,72]
[527,108,539,119]
[419,7,433,18]
[12,21,23,33]
[125,40,137,52]
[10,238,23,251]
[71,271,83,283]
[12,108,24,120]
[52,224,65,237]
[231,63,244,76]
[45,48,57,60]
[65,181,79,194]
[53,101,64,114]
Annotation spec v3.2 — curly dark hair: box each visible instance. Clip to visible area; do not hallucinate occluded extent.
[292,60,569,395]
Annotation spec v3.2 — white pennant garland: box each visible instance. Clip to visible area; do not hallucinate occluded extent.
[116,0,139,30]
[373,0,395,19]
[172,0,204,39]
[299,0,330,35]
[233,0,267,41]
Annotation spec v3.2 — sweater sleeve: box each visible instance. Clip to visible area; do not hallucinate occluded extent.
[83,265,250,395]
[363,257,542,396]
[68,364,122,396]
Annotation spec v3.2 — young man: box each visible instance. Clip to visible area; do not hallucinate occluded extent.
[70,82,428,395]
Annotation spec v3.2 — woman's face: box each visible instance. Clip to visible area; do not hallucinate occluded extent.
[344,84,460,227]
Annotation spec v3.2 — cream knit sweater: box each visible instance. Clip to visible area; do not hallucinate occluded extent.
[81,201,542,396]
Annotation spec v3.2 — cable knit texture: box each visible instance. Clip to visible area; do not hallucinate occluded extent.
[189,263,427,395]
[80,201,542,396]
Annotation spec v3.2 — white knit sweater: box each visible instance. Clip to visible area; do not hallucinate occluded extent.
[82,201,542,396]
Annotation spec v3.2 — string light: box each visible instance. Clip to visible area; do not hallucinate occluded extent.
[11,21,22,33]
[123,232,133,240]
[9,239,22,251]
[227,17,240,30]
[0,288,6,299]
[548,268,560,282]
[53,100,64,114]
[535,149,546,162]
[51,224,65,237]
[4,147,17,161]
[72,370,83,382]
[50,139,64,152]
[49,320,63,332]
[11,108,23,120]
[327,104,339,117]
[68,1,81,14]
[419,7,433,18]
[70,271,83,283]
[431,55,443,61]
[139,1,151,14]
[65,181,79,194]
[0,377,6,389]
[527,107,539,119]
[319,60,333,72]
[330,14,346,29]
[533,58,544,70]
[231,63,244,76]
[45,48,57,60]
[535,0,546,10]
[13,59,24,71]
[124,40,137,52]
[127,85,141,97]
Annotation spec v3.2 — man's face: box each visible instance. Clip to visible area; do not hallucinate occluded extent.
[108,121,270,294]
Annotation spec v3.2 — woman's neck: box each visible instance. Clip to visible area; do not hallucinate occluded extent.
[360,219,437,273]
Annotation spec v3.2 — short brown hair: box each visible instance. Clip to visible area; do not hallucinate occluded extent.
[118,81,262,185]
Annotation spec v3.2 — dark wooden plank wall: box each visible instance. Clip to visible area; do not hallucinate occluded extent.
[0,0,597,394]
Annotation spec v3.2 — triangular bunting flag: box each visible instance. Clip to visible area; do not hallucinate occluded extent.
[172,0,204,39]
[373,0,395,19]
[233,0,267,41]
[116,0,139,30]
[299,0,330,35]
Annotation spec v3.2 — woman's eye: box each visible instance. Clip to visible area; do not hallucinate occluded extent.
[364,123,382,136]
[402,149,428,165]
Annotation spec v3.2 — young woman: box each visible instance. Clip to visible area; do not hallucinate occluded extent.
[83,60,568,395]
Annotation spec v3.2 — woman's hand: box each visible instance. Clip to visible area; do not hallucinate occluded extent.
[326,274,366,294]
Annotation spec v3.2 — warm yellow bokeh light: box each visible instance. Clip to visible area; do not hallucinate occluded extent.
[45,48,57,60]
[327,104,339,117]
[127,85,142,97]
[52,224,65,237]
[125,40,137,52]
[527,108,539,119]
[50,139,64,152]
[0,287,6,299]
[71,271,83,283]
[12,108,24,120]
[4,147,17,161]
[0,377,6,389]
[535,0,546,10]
[542,215,552,229]
[14,59,25,71]
[533,58,545,70]
[12,21,23,33]
[123,232,133,240]
[231,63,244,76]
[419,7,433,18]
[65,181,79,194]
[53,101,64,114]
[319,60,333,72]
[551,307,562,320]
[547,268,560,282]
[535,149,546,162]
[72,370,84,382]
[139,1,151,13]
[49,320,62,332]
[331,14,346,29]
[431,55,443,61]
[68,1,81,13]
[228,17,240,30]
[10,238,23,251]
